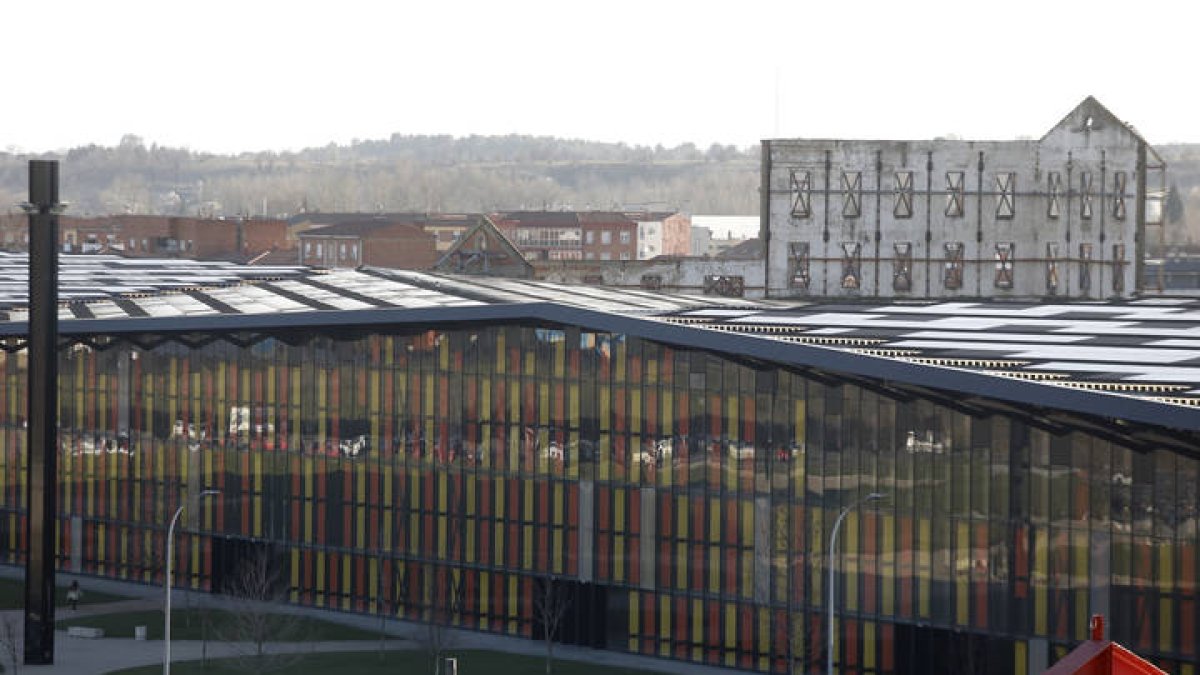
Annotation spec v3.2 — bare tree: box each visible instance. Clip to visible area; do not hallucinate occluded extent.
[788,613,803,675]
[381,447,415,663]
[533,576,571,675]
[213,548,310,674]
[377,549,389,662]
[414,471,467,675]
[418,564,465,675]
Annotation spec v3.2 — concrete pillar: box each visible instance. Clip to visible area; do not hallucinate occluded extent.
[639,487,655,591]
[1028,637,1048,675]
[71,516,82,573]
[578,480,594,583]
[1090,530,1111,623]
[754,497,770,604]
[117,352,132,435]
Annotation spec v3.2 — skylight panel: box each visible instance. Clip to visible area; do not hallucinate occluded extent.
[271,280,373,310]
[891,340,1199,364]
[1027,362,1200,382]
[901,330,1088,343]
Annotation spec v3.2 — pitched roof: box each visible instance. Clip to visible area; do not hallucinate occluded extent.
[578,212,636,224]
[432,216,532,277]
[624,211,681,222]
[492,211,582,227]
[1040,96,1164,164]
[299,219,429,238]
[287,212,427,226]
[715,237,763,259]
[1044,637,1166,675]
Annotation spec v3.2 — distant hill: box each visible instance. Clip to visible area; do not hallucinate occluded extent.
[0,134,760,219]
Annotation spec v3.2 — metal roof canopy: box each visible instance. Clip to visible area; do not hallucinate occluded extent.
[1,301,1195,452]
[0,253,1195,443]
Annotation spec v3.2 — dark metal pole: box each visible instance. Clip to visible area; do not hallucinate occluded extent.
[24,160,60,665]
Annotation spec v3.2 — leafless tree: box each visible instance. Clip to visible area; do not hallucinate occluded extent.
[788,614,803,675]
[379,449,416,663]
[533,576,571,675]
[788,612,823,675]
[375,548,394,662]
[212,548,310,674]
[418,564,465,675]
[414,471,467,675]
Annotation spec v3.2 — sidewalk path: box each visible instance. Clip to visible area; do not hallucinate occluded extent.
[56,597,161,619]
[0,565,743,675]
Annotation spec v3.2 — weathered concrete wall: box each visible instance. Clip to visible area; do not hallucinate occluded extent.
[764,98,1147,300]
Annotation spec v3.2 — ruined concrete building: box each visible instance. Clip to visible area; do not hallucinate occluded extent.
[762,97,1166,300]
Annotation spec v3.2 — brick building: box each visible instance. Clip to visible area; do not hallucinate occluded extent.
[297,218,439,269]
[631,211,691,259]
[289,212,477,254]
[579,212,638,261]
[493,211,675,262]
[0,214,289,261]
[491,211,584,261]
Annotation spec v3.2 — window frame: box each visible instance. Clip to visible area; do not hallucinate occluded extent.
[943,242,964,290]
[945,171,965,218]
[790,169,812,219]
[995,172,1016,220]
[893,242,913,291]
[894,171,914,219]
[841,171,862,219]
[994,242,1015,289]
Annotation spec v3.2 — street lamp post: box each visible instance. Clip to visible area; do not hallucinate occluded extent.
[827,492,885,675]
[165,489,220,675]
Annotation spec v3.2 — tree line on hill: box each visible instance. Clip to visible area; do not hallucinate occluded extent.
[1154,145,1200,249]
[0,134,760,220]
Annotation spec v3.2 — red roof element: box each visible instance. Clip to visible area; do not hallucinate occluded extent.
[1045,617,1167,675]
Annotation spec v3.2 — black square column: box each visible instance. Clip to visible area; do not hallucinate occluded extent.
[24,159,60,665]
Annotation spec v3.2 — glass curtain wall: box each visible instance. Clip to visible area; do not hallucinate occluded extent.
[0,326,1195,673]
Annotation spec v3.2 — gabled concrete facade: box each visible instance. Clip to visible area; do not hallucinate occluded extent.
[762,97,1164,300]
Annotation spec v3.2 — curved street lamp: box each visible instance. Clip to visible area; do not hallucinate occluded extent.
[827,492,885,675]
[165,489,220,675]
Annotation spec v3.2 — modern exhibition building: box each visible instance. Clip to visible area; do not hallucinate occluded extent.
[0,254,1198,674]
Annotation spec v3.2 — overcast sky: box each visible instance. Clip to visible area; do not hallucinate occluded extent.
[5,1,1197,155]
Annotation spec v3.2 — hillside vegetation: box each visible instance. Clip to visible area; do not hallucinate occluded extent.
[0,135,760,219]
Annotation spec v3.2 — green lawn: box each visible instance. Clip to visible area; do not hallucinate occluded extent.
[107,649,655,675]
[58,608,380,641]
[0,577,129,609]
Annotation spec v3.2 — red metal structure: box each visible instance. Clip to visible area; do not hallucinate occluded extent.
[1046,617,1167,675]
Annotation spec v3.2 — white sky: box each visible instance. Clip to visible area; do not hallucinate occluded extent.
[4,1,1198,155]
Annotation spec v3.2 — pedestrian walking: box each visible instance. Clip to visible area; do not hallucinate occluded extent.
[66,580,82,610]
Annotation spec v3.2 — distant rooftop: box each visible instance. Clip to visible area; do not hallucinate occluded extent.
[0,252,757,322]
